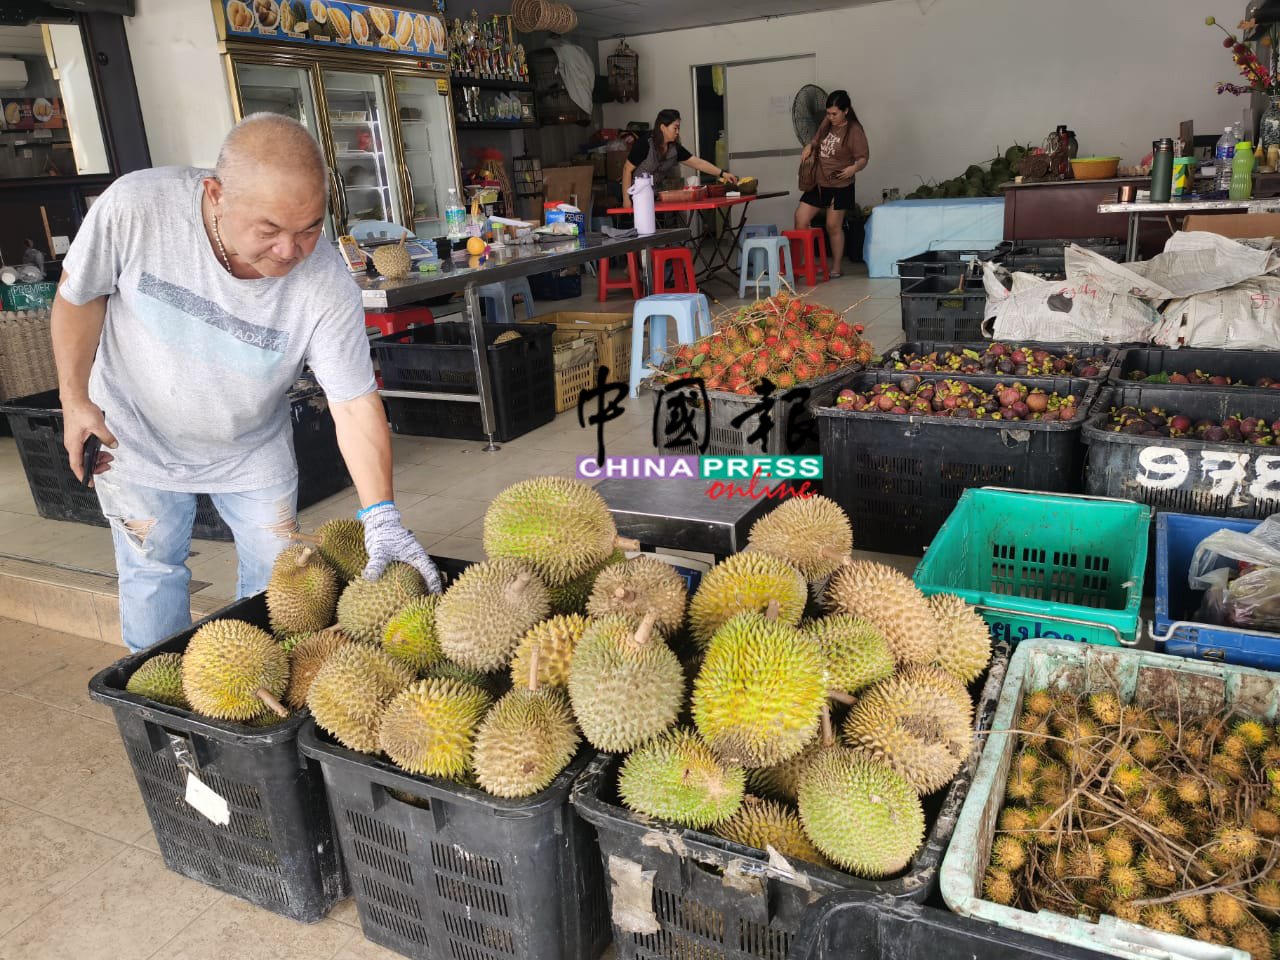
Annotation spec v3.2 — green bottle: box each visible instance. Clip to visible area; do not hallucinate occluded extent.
[1230,141,1256,200]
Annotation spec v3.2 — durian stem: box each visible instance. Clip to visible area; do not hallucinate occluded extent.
[764,599,781,621]
[613,586,636,604]
[291,532,322,546]
[827,689,856,706]
[630,610,659,648]
[820,705,834,747]
[295,546,315,567]
[256,688,289,718]
[505,571,533,603]
[615,536,641,553]
[528,638,541,693]
[818,545,852,565]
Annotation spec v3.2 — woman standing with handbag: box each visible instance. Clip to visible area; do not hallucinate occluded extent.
[795,90,869,277]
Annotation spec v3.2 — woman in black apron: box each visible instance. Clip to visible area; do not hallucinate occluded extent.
[621,108,737,207]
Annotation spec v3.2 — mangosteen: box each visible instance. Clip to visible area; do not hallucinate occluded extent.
[988,343,1008,357]
[952,407,973,419]
[997,358,1015,374]
[917,385,936,401]
[1041,410,1060,422]
[1026,392,1049,413]
[1195,418,1215,430]
[1210,375,1230,386]
[1078,365,1100,378]
[876,395,896,411]
[1144,412,1165,428]
[1205,426,1227,442]
[898,375,920,394]
[1224,423,1242,441]
[1154,425,1172,437]
[1014,364,1029,376]
[1257,377,1275,388]
[1169,415,1192,433]
[982,398,1000,412]
[890,405,909,415]
[1011,401,1030,418]
[1122,422,1148,435]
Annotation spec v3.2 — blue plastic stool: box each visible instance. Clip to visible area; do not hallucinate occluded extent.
[739,237,793,299]
[477,277,536,323]
[740,224,780,280]
[629,293,713,398]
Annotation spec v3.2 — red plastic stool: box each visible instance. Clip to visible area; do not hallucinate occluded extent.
[598,252,643,301]
[365,305,434,337]
[782,228,830,285]
[651,247,697,294]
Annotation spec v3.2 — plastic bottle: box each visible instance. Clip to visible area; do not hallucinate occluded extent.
[444,187,465,238]
[1231,141,1256,200]
[1215,126,1237,193]
[629,173,656,236]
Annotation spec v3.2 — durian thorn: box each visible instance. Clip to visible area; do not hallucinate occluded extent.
[820,704,834,747]
[764,599,781,621]
[615,536,641,553]
[295,546,315,567]
[818,545,852,565]
[290,532,322,546]
[630,610,659,648]
[256,687,289,718]
[506,571,533,602]
[827,689,856,706]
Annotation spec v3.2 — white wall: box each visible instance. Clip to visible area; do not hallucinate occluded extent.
[601,0,1248,206]
[124,0,235,168]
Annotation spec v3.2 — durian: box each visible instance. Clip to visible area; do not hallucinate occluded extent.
[841,666,973,795]
[796,748,925,877]
[436,558,550,672]
[296,518,368,582]
[587,556,687,637]
[745,495,852,582]
[266,545,340,635]
[336,562,427,644]
[473,642,580,798]
[285,628,352,709]
[377,677,491,778]
[714,795,828,866]
[693,611,826,767]
[618,727,745,829]
[182,619,289,722]
[568,612,684,752]
[307,644,415,752]
[382,595,443,672]
[482,477,628,587]
[824,561,938,665]
[126,652,188,708]
[509,614,588,689]
[802,616,893,695]
[746,740,824,803]
[687,552,807,648]
[927,594,992,684]
[371,235,412,279]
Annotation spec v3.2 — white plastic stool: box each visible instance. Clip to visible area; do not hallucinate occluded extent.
[629,293,712,398]
[739,236,793,299]
[477,277,536,324]
[740,224,780,280]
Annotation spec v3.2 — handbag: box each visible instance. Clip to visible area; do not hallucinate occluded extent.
[799,152,818,192]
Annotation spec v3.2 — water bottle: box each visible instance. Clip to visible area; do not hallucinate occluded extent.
[629,173,656,236]
[1231,141,1256,200]
[1215,126,1237,193]
[444,187,465,238]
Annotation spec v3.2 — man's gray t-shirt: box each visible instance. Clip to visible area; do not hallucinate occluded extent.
[60,166,376,493]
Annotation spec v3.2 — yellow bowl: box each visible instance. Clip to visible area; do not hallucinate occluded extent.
[1070,156,1121,180]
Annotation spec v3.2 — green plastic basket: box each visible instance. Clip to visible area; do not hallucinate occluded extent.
[913,488,1151,646]
[940,639,1263,960]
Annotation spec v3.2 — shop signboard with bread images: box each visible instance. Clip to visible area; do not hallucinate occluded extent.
[216,0,449,58]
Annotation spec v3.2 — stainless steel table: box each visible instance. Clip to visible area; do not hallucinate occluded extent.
[596,477,780,561]
[356,228,690,451]
[1097,198,1280,261]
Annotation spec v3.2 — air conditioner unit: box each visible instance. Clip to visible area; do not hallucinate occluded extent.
[0,59,29,93]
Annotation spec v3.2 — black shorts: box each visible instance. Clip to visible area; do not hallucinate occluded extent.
[800,182,855,211]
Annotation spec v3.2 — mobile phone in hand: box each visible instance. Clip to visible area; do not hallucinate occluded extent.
[81,434,102,488]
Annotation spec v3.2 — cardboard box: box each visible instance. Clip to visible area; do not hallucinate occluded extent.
[1182,212,1280,239]
[605,150,627,182]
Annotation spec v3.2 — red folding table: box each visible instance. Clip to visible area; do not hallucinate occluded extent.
[606,191,790,288]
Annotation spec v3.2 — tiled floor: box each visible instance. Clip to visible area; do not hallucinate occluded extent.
[0,267,902,636]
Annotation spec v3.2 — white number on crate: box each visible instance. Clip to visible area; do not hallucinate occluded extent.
[1135,446,1280,500]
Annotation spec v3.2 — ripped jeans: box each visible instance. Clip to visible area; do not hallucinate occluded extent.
[94,473,298,652]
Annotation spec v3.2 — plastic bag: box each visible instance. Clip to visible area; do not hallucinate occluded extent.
[1189,516,1280,632]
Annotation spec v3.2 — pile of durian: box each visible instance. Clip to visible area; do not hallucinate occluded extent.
[124,477,994,866]
[985,689,1280,958]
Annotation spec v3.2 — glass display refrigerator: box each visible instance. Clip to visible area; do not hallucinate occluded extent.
[214,0,461,240]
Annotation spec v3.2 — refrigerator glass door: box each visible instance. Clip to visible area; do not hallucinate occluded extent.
[392,73,458,237]
[322,68,403,233]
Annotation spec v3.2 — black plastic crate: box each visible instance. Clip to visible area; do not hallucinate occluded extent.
[995,238,1124,281]
[881,340,1116,380]
[789,892,1112,960]
[640,364,862,456]
[376,322,555,442]
[1083,383,1280,518]
[899,277,987,341]
[298,728,609,960]
[817,372,1096,556]
[896,249,997,293]
[1110,346,1280,391]
[529,268,584,301]
[570,647,1009,960]
[0,383,351,541]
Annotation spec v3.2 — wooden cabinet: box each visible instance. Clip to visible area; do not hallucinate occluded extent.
[1000,178,1143,242]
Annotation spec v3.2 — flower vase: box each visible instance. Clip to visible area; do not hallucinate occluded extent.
[1262,96,1280,150]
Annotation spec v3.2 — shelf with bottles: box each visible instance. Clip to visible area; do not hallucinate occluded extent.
[453,87,535,127]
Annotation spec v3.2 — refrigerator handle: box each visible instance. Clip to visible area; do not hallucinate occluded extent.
[405,167,416,227]
[332,169,349,234]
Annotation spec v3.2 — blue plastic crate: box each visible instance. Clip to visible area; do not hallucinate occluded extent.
[1152,512,1280,669]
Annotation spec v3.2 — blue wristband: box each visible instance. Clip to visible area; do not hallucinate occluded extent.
[357,500,395,520]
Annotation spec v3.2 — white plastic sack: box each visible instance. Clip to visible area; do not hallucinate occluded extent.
[982,260,1159,343]
[1152,276,1280,349]
[1189,515,1280,589]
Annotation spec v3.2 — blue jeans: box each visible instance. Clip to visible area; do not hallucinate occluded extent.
[94,473,298,652]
